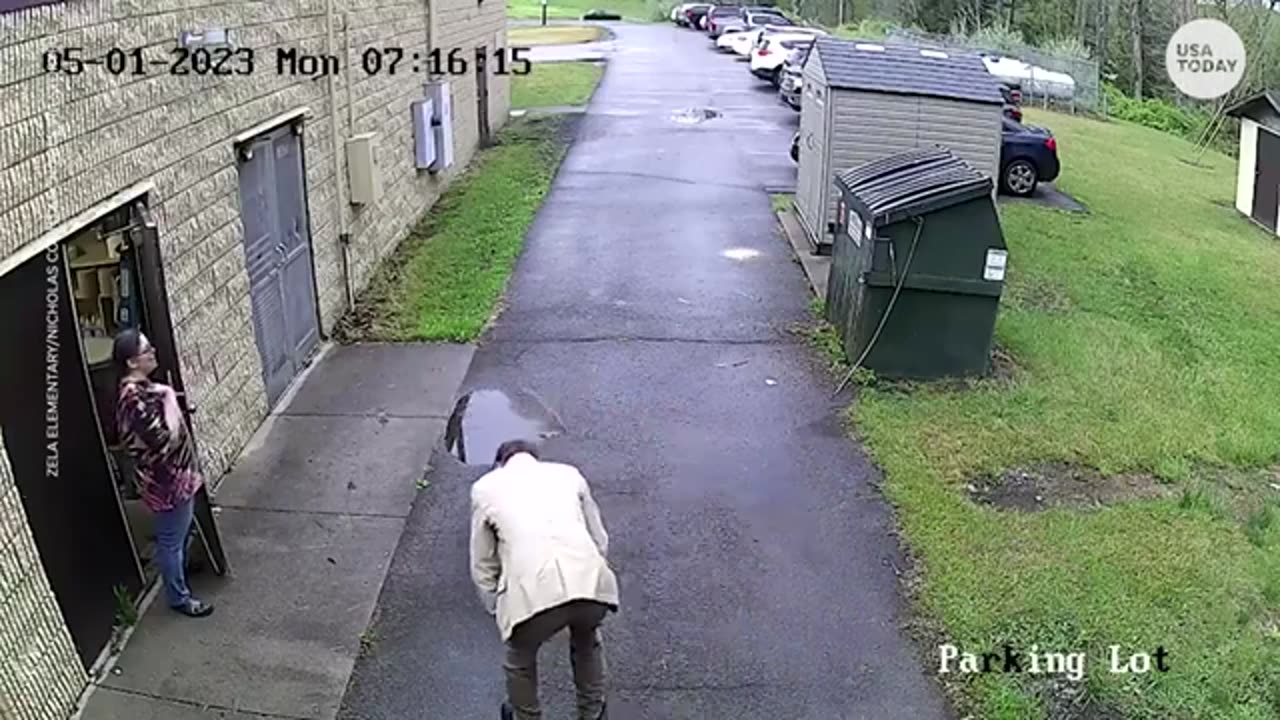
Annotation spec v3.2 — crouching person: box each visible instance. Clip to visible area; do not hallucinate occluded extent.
[469,439,620,720]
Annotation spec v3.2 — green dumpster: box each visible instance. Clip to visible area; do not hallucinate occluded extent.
[824,147,1008,380]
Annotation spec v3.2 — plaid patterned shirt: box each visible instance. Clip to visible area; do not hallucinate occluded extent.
[116,378,203,513]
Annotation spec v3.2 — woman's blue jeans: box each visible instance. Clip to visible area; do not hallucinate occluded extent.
[153,496,195,608]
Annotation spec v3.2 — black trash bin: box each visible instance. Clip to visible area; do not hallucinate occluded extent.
[824,146,1009,380]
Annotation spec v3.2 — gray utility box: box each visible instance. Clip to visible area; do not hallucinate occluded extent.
[824,147,1009,380]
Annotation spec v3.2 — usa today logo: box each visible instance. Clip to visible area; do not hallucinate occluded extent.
[1166,18,1246,99]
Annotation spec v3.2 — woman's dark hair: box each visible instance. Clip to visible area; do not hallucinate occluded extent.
[494,439,539,467]
[112,328,145,379]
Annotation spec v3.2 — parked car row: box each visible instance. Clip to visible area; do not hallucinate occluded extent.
[671,2,827,87]
[670,6,1061,196]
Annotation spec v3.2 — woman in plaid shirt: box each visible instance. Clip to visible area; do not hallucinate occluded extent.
[113,329,214,618]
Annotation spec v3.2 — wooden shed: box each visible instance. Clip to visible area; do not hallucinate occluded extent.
[794,38,1005,254]
[1226,91,1280,234]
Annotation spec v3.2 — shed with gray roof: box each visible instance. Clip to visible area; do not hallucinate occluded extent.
[1225,90,1280,234]
[794,37,1005,254]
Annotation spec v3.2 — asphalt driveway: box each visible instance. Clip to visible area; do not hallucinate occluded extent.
[337,23,952,720]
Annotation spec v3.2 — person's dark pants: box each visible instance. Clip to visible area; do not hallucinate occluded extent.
[504,599,610,720]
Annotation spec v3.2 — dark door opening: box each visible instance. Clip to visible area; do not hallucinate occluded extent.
[236,123,321,408]
[0,197,230,669]
[128,202,229,577]
[476,47,492,148]
[1251,127,1280,231]
[0,236,143,669]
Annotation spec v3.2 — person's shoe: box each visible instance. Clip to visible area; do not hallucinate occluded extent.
[499,701,514,720]
[172,598,214,618]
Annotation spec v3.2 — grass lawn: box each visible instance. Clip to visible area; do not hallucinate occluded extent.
[512,61,603,108]
[507,0,656,21]
[842,108,1280,718]
[508,25,606,45]
[332,116,573,342]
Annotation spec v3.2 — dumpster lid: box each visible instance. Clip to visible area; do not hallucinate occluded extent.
[835,147,993,227]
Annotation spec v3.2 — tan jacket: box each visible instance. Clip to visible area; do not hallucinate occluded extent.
[469,453,620,640]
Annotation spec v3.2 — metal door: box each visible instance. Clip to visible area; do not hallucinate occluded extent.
[0,244,143,669]
[1251,127,1280,232]
[476,47,492,148]
[236,124,320,407]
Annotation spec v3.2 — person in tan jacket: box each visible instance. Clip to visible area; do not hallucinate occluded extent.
[470,439,620,720]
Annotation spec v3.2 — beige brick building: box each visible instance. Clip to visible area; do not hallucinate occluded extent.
[0,0,509,717]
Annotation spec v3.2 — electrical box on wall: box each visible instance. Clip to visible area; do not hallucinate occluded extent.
[346,132,382,205]
[411,99,437,169]
[427,81,454,172]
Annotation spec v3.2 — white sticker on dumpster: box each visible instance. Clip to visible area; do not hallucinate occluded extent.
[847,208,864,247]
[984,249,1008,281]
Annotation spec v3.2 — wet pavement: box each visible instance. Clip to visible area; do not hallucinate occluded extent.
[1000,182,1087,213]
[338,22,952,720]
[82,343,475,720]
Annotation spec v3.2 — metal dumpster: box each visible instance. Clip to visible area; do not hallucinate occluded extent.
[824,146,1009,380]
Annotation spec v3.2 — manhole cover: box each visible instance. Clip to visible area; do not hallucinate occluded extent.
[670,107,721,124]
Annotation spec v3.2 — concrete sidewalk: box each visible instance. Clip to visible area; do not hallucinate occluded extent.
[76,342,473,720]
[776,205,830,302]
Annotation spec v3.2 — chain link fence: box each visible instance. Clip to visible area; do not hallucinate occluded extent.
[882,27,1103,115]
[748,1,1105,116]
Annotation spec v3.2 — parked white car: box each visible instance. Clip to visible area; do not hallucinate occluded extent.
[715,10,793,38]
[750,32,819,84]
[718,28,761,54]
[750,26,824,53]
[723,23,808,56]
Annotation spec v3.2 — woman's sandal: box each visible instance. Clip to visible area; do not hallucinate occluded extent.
[172,598,215,618]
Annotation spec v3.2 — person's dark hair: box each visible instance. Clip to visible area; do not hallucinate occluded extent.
[111,328,144,379]
[494,439,539,467]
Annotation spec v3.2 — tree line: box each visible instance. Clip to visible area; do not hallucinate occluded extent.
[779,0,1280,154]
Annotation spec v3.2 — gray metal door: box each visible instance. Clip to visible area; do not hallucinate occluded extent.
[237,124,319,407]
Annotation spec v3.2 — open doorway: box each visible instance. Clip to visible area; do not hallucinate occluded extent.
[65,205,159,587]
[69,200,228,589]
[0,196,227,668]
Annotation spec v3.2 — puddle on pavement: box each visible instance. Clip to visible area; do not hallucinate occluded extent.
[670,107,722,124]
[721,247,761,261]
[443,388,566,466]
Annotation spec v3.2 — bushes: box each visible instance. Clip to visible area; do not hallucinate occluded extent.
[832,18,898,40]
[1104,83,1204,135]
[959,20,1026,54]
[1102,83,1240,158]
[1041,35,1091,61]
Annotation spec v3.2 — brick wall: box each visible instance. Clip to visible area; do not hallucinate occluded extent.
[0,0,508,717]
[0,428,86,720]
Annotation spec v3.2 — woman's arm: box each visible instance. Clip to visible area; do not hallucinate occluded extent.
[119,390,173,453]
